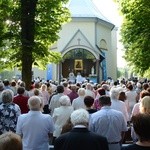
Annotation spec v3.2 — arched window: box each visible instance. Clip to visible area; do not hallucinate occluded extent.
[63,48,95,59]
[100,39,107,50]
[62,48,96,78]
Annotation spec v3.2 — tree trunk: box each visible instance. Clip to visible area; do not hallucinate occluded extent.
[20,0,38,90]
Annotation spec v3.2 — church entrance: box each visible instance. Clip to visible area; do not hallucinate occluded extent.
[62,48,97,82]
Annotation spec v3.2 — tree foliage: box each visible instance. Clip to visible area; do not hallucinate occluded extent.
[0,0,70,88]
[116,0,150,76]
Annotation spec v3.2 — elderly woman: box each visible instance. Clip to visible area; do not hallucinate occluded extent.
[52,95,73,140]
[110,88,129,123]
[0,89,21,135]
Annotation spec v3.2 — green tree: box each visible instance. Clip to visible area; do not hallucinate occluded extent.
[0,0,70,89]
[116,0,150,76]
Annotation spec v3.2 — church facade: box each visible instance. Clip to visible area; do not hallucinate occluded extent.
[48,0,117,83]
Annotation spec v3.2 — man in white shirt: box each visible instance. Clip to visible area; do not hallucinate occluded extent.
[85,83,95,98]
[89,95,127,150]
[72,88,86,110]
[16,96,54,150]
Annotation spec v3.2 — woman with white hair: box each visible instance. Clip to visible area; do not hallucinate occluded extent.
[0,89,21,135]
[52,95,73,140]
[54,109,109,150]
[110,88,129,123]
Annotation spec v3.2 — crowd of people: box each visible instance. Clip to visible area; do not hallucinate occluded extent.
[0,78,150,150]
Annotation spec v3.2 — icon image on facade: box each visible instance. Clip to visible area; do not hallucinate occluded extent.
[74,60,83,70]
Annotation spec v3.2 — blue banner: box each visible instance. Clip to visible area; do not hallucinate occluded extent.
[101,52,107,81]
[47,64,53,80]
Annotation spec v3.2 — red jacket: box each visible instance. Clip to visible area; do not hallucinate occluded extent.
[13,95,29,114]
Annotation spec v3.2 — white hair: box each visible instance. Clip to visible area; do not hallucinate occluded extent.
[110,88,120,99]
[1,89,14,103]
[86,83,92,90]
[59,95,71,106]
[28,96,41,110]
[71,109,89,126]
[78,88,85,96]
[137,82,141,88]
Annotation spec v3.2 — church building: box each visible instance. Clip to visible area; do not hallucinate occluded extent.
[47,0,117,83]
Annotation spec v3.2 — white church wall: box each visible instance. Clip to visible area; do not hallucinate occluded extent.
[96,23,117,80]
[57,20,96,52]
[110,28,117,80]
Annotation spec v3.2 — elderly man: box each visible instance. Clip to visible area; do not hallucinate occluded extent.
[85,83,95,98]
[54,109,109,150]
[72,88,86,110]
[16,96,54,150]
[89,95,127,150]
